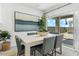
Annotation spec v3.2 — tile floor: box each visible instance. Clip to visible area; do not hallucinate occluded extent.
[0,44,78,56]
[35,44,78,56]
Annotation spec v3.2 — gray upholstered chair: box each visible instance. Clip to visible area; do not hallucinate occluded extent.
[15,36,25,56]
[54,35,63,56]
[33,36,56,56]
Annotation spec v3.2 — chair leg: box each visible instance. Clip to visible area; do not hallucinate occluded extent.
[60,45,62,54]
[33,50,36,56]
[52,51,53,56]
[55,49,56,56]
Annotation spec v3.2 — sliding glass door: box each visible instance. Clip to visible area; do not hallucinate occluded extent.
[47,15,74,47]
[59,16,74,47]
[60,17,73,33]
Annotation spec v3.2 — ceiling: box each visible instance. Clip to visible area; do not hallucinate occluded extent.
[23,3,58,11]
[19,3,71,13]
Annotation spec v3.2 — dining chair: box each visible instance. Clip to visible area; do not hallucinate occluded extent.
[54,35,63,56]
[15,36,25,56]
[33,36,56,56]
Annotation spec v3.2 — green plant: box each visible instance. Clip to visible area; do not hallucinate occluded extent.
[0,31,10,42]
[38,14,47,32]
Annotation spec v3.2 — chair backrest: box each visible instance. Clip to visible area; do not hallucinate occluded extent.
[54,35,63,48]
[43,36,56,54]
[15,36,22,52]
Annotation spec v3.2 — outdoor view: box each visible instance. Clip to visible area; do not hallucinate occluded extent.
[47,16,74,47]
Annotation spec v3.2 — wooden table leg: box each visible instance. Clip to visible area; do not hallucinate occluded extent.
[25,44,30,56]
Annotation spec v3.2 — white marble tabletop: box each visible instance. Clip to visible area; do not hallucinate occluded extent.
[16,33,58,44]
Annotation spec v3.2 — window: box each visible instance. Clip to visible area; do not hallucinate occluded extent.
[47,18,56,27]
[60,18,73,27]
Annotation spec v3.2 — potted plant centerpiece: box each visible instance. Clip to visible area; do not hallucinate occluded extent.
[38,14,48,36]
[0,31,10,51]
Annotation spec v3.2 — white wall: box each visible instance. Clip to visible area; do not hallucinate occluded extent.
[0,3,42,47]
[0,5,4,30]
[74,12,79,52]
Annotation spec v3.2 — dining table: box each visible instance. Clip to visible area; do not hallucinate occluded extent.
[16,33,59,56]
